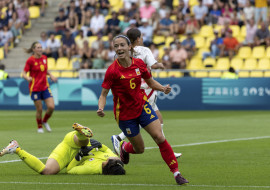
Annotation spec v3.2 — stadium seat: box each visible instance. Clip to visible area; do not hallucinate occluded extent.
[258,58,270,70]
[55,35,62,41]
[189,0,199,7]
[179,35,187,42]
[173,0,179,7]
[199,25,214,38]
[118,15,124,21]
[203,57,216,68]
[61,71,75,78]
[194,71,208,78]
[214,25,224,33]
[240,25,246,38]
[237,46,252,59]
[29,6,40,19]
[250,71,263,77]
[194,48,210,59]
[194,36,205,49]
[187,58,203,69]
[205,36,215,48]
[230,57,243,70]
[252,46,265,59]
[0,48,4,60]
[151,71,158,78]
[238,71,250,78]
[102,36,109,41]
[265,47,270,58]
[50,71,60,78]
[105,15,112,21]
[47,57,56,70]
[109,0,124,11]
[88,36,98,46]
[165,36,174,47]
[55,57,70,70]
[168,71,183,77]
[215,57,230,70]
[229,25,240,37]
[24,19,31,29]
[264,71,270,77]
[236,36,245,43]
[243,58,257,70]
[153,35,165,45]
[170,15,177,21]
[158,46,165,59]
[158,71,168,78]
[209,71,222,78]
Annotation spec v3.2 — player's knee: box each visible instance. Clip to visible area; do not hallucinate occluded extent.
[47,105,55,112]
[153,134,165,145]
[41,167,58,175]
[134,146,144,154]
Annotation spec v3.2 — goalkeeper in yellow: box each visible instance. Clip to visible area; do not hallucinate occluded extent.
[0,123,126,175]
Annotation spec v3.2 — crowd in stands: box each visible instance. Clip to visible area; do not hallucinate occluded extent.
[1,0,270,75]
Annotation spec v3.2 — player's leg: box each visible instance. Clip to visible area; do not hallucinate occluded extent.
[42,88,54,132]
[0,140,46,174]
[33,99,44,133]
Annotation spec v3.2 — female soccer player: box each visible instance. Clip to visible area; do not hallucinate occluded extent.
[111,28,182,159]
[22,42,57,133]
[0,123,125,175]
[97,35,188,185]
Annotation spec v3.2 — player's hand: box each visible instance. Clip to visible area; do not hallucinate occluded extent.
[50,75,58,83]
[26,77,32,82]
[163,84,171,94]
[90,139,102,149]
[97,108,105,117]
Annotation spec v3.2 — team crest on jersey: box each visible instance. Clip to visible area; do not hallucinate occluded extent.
[88,158,95,161]
[43,59,46,64]
[120,75,125,79]
[126,128,131,135]
[34,62,38,66]
[135,68,140,75]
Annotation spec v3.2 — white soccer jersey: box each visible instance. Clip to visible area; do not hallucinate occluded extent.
[133,46,157,93]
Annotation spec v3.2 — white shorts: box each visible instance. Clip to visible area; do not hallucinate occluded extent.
[147,90,159,112]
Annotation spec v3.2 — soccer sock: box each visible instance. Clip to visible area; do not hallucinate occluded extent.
[123,142,136,154]
[158,139,179,174]
[118,132,126,141]
[42,113,51,123]
[16,148,45,174]
[36,118,42,129]
[161,124,165,137]
[76,132,88,141]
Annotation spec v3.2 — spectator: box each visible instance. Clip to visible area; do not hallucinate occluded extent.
[243,1,255,21]
[29,0,46,17]
[89,9,105,36]
[16,0,30,34]
[207,2,221,25]
[161,47,171,69]
[67,0,82,21]
[59,29,76,59]
[203,30,223,60]
[127,2,138,19]
[103,32,114,49]
[78,40,93,69]
[0,64,9,80]
[91,33,104,52]
[80,9,92,37]
[173,12,186,35]
[138,18,153,47]
[254,21,270,46]
[220,29,240,59]
[157,11,174,36]
[118,14,130,33]
[158,2,171,19]
[193,0,208,26]
[140,0,156,19]
[123,19,137,34]
[104,11,120,35]
[169,40,188,69]
[0,12,8,30]
[75,29,89,52]
[243,18,257,47]
[149,43,159,61]
[92,42,108,69]
[181,31,196,59]
[65,11,79,38]
[38,31,48,55]
[150,11,160,34]
[221,20,232,37]
[185,14,200,34]
[254,0,268,24]
[174,0,190,15]
[5,2,16,24]
[0,25,13,58]
[123,0,138,11]
[221,67,238,79]
[53,8,67,36]
[203,0,214,9]
[98,0,110,16]
[46,33,61,60]
[8,12,21,45]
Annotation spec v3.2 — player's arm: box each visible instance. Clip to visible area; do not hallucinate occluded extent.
[47,71,58,83]
[97,88,109,117]
[144,78,171,94]
[22,71,32,82]
[151,62,165,70]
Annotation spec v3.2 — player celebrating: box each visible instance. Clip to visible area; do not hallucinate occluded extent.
[0,123,125,175]
[22,42,57,133]
[97,35,188,185]
[111,28,182,159]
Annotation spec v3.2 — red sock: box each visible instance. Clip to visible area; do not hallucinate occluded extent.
[123,142,136,154]
[36,118,42,129]
[42,113,51,123]
[158,139,179,173]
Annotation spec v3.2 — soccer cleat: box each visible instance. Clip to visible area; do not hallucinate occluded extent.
[0,140,19,157]
[174,152,182,159]
[42,122,52,132]
[120,141,129,164]
[72,123,93,138]
[111,135,121,156]
[175,174,189,185]
[37,128,44,133]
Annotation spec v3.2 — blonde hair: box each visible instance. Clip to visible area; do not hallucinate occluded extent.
[24,41,40,54]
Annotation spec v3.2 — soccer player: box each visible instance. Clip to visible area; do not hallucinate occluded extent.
[97,35,189,185]
[0,123,125,175]
[22,42,58,133]
[111,28,182,159]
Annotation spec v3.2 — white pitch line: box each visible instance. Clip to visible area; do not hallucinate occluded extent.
[1,136,270,164]
[0,182,269,189]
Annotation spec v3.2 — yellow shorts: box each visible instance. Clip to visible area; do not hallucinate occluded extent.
[48,131,81,170]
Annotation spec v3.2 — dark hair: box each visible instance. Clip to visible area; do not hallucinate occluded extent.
[126,28,141,44]
[24,42,40,54]
[102,159,126,175]
[229,67,235,73]
[0,64,5,70]
[113,34,131,45]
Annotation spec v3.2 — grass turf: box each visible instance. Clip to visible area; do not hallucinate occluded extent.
[0,110,269,190]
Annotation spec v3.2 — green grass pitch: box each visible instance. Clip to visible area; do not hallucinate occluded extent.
[0,110,270,190]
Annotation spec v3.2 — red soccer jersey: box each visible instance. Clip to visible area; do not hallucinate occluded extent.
[102,58,151,121]
[24,55,49,92]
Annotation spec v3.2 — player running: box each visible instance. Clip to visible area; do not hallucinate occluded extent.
[97,35,188,185]
[111,28,182,159]
[0,123,125,175]
[22,42,57,133]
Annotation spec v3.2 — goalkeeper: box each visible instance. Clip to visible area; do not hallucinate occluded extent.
[0,123,125,175]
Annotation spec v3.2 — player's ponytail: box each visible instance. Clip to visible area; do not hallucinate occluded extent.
[24,41,39,54]
[126,28,141,57]
[102,159,126,175]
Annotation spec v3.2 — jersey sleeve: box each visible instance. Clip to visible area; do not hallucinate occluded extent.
[102,66,114,89]
[144,47,157,67]
[138,59,151,80]
[24,57,32,72]
[66,158,101,175]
